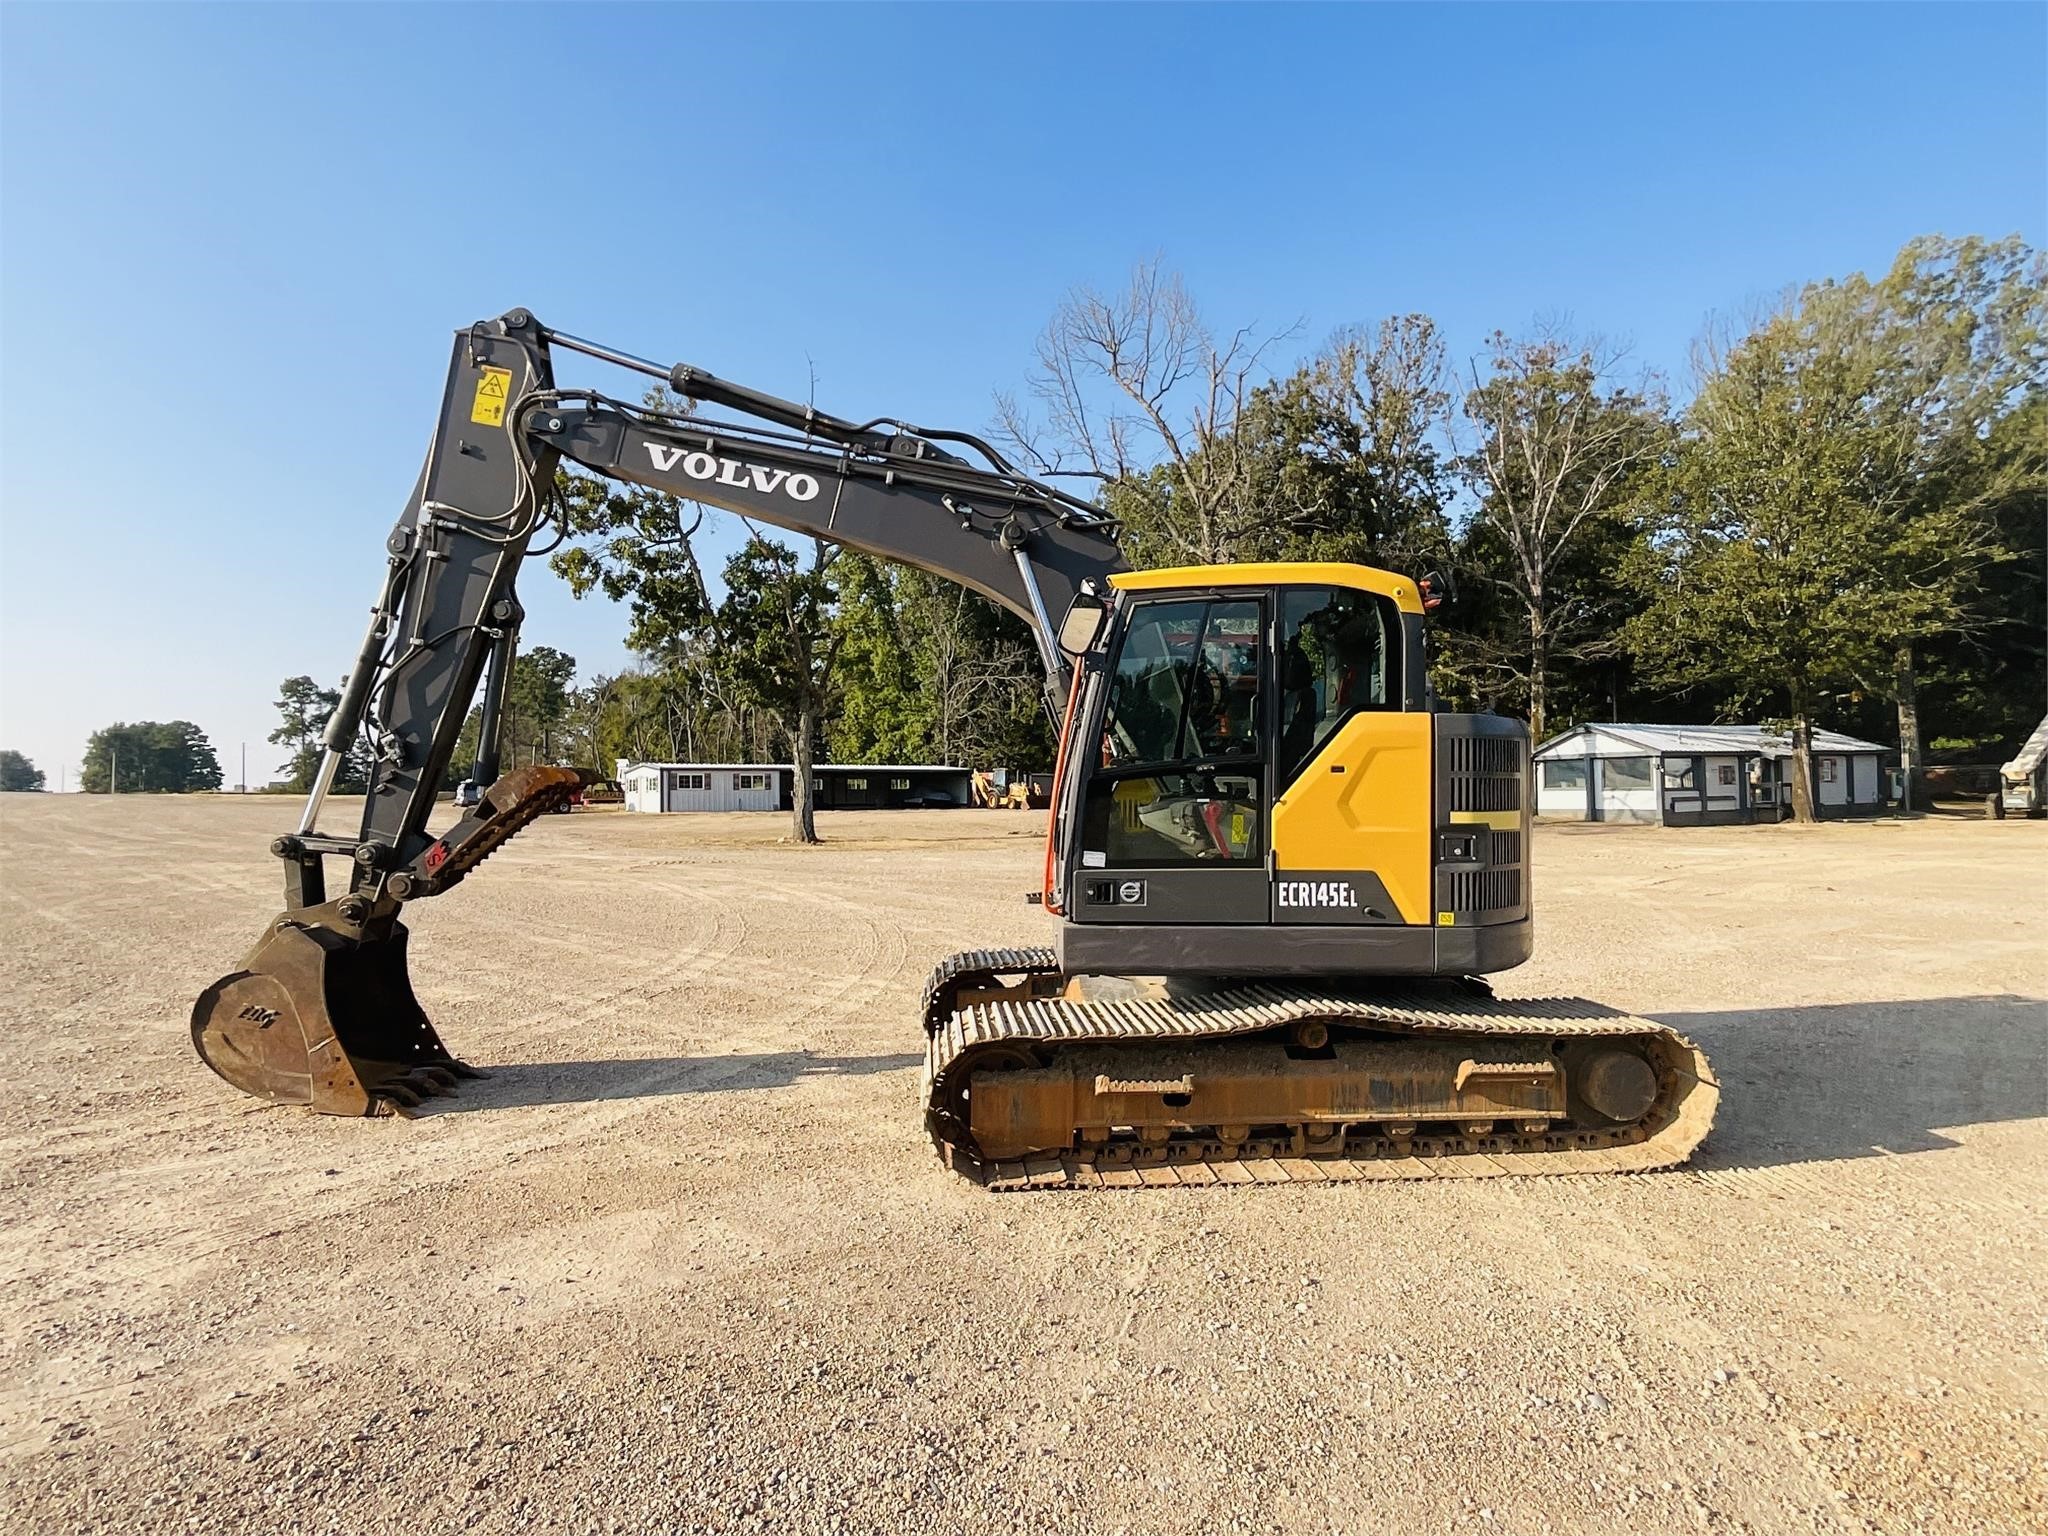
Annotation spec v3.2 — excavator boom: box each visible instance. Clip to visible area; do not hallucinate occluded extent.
[193,310,1123,1114]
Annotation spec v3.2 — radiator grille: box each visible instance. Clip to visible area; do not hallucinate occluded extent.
[1447,868,1523,913]
[1448,735,1525,813]
[1489,829,1522,867]
[1446,736,1523,776]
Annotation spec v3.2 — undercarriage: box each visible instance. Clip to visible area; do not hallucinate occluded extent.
[922,950,1717,1189]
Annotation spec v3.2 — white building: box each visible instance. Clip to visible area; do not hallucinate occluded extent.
[616,762,973,814]
[620,763,783,814]
[1533,723,1891,825]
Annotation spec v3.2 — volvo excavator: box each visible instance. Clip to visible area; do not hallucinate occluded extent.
[192,310,1716,1187]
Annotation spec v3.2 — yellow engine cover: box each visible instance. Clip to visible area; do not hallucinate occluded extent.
[1270,712,1433,925]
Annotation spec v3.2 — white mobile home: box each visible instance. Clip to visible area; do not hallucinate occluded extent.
[1534,723,1890,825]
[616,762,973,813]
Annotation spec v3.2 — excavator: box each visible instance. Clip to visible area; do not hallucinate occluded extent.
[192,310,1716,1187]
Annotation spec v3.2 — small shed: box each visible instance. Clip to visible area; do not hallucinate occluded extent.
[1533,723,1890,825]
[619,763,783,814]
[616,762,972,813]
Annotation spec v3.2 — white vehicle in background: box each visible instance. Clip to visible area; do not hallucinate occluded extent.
[2000,716,2048,818]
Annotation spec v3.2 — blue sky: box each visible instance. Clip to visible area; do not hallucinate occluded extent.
[2,3,2041,787]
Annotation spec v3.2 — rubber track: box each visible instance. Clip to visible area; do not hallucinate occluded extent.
[919,946,1059,1036]
[921,965,1718,1190]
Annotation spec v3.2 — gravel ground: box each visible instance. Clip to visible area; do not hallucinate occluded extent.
[1,796,2042,1536]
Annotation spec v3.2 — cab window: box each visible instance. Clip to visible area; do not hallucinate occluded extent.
[1276,587,1397,789]
[1098,598,1262,768]
[1082,597,1264,866]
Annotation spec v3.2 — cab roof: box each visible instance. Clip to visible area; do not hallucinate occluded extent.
[1108,562,1423,615]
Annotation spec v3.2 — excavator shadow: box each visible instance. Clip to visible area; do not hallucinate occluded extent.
[409,1050,924,1114]
[1652,994,2046,1168]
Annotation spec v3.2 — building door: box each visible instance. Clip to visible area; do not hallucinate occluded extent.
[1851,755,1879,808]
[1661,756,1706,824]
[1817,756,1848,808]
[1702,755,1743,822]
[1595,756,1659,823]
[1749,757,1783,818]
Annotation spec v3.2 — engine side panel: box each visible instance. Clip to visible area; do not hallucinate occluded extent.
[1270,711,1434,924]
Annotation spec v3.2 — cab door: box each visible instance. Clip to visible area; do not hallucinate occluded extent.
[1267,586,1430,926]
[1069,594,1271,925]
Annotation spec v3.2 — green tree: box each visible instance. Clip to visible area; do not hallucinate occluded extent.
[0,750,45,791]
[548,393,748,769]
[81,722,222,793]
[501,645,579,767]
[717,536,844,843]
[1455,330,1671,741]
[550,387,713,659]
[269,676,328,789]
[1915,392,2048,759]
[828,555,925,762]
[830,559,1054,770]
[1223,317,1457,572]
[268,676,370,792]
[1625,330,1939,817]
[1629,236,2044,817]
[1822,235,2045,793]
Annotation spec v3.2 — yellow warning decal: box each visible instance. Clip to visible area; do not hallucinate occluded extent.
[1436,911,1455,926]
[1447,809,1520,831]
[470,366,512,427]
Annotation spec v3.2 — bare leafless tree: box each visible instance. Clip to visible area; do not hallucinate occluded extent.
[997,257,1296,566]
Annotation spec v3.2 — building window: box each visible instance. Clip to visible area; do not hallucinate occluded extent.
[1717,763,1737,786]
[1662,762,1695,790]
[845,777,868,791]
[674,772,708,791]
[734,772,771,791]
[1602,757,1655,791]
[890,777,911,791]
[1541,760,1587,790]
[1820,759,1837,783]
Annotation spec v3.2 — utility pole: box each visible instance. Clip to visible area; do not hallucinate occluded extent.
[110,746,117,796]
[240,742,247,795]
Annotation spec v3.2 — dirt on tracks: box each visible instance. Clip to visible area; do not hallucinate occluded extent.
[1,795,2042,1535]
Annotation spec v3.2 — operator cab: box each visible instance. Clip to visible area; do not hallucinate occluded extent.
[1050,562,1529,979]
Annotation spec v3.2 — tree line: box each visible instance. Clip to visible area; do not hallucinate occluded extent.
[75,230,2028,825]
[999,236,2041,783]
[540,231,2042,832]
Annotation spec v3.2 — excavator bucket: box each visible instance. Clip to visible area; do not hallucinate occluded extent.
[192,907,475,1115]
[191,764,579,1115]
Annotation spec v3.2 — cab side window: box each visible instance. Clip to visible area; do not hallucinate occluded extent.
[1276,587,1397,790]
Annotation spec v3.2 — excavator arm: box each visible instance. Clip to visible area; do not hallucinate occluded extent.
[193,309,1124,1114]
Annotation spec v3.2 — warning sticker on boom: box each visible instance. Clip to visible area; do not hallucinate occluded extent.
[470,366,512,427]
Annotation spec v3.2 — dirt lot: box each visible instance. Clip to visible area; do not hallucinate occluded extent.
[1,797,2042,1536]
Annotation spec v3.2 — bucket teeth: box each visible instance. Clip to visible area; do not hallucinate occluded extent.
[377,1080,425,1110]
